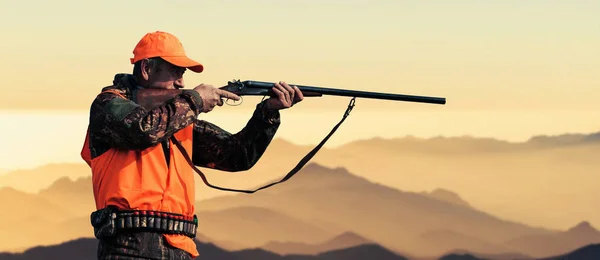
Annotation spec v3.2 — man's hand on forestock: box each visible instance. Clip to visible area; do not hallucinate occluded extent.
[193,84,241,113]
[265,81,304,110]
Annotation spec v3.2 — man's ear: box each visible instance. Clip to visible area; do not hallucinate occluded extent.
[140,58,151,81]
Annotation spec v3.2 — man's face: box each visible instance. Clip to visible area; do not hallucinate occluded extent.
[145,59,187,89]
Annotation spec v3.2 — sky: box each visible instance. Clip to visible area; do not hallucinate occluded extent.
[0,0,599,169]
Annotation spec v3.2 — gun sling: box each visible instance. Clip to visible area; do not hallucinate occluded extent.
[170,97,356,194]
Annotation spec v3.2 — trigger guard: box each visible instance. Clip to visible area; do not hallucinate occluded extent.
[225,96,243,106]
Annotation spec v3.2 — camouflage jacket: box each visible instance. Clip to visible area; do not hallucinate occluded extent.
[86,73,281,171]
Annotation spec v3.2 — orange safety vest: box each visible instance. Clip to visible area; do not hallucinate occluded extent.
[80,94,200,257]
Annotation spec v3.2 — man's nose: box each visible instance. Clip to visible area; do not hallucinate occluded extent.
[175,77,185,89]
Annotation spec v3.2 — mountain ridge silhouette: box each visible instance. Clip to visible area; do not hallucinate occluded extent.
[260,231,373,255]
[1,236,599,260]
[1,161,598,257]
[0,237,411,260]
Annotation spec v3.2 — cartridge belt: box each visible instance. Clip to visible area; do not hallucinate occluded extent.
[91,206,198,239]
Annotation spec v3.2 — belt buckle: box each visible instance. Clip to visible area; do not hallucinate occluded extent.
[90,206,118,238]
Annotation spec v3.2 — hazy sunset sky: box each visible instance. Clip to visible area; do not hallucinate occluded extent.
[1,0,599,170]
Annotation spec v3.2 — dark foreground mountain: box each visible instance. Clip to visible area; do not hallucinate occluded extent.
[439,249,532,260]
[0,237,410,260]
[539,243,600,260]
[440,243,600,260]
[437,254,486,260]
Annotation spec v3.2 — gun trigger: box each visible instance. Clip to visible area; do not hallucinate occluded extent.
[225,96,243,106]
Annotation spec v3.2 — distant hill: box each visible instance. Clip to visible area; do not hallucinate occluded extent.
[420,188,472,208]
[0,163,90,193]
[539,243,600,260]
[413,229,514,256]
[504,221,600,258]
[336,130,600,154]
[316,244,409,260]
[196,206,335,248]
[38,176,95,217]
[0,186,92,252]
[261,231,373,255]
[195,163,556,257]
[295,133,600,231]
[441,249,532,260]
[527,131,600,147]
[438,254,487,260]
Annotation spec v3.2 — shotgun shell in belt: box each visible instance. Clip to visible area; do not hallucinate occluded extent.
[177,216,185,232]
[161,213,168,230]
[125,213,133,228]
[117,214,125,229]
[156,212,163,229]
[173,215,180,233]
[140,211,146,228]
[167,215,174,231]
[148,211,155,230]
[184,216,189,234]
[180,215,186,233]
[133,211,140,228]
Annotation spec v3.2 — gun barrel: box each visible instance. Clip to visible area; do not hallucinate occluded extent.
[244,81,446,105]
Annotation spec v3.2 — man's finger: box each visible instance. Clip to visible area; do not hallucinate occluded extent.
[281,82,295,104]
[272,87,284,100]
[218,89,241,101]
[293,86,304,102]
[276,82,291,104]
[281,81,294,93]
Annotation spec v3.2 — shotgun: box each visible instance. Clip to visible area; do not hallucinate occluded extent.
[131,79,447,194]
[132,79,446,110]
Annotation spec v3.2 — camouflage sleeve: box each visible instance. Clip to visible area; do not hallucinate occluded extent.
[192,100,281,171]
[88,89,203,152]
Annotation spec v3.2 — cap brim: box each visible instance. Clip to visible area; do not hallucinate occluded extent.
[162,56,204,73]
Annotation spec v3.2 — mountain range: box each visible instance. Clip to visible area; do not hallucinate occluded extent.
[0,130,599,258]
[1,161,600,258]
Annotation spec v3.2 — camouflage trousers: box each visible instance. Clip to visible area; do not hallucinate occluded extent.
[97,232,193,260]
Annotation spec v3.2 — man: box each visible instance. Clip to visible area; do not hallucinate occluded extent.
[80,31,304,259]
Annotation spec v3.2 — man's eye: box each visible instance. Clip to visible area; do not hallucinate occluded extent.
[172,68,185,74]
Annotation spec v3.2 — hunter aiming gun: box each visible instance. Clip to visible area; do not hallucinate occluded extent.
[133,79,446,194]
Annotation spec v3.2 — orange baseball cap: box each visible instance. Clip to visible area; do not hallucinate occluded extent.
[130,31,204,73]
